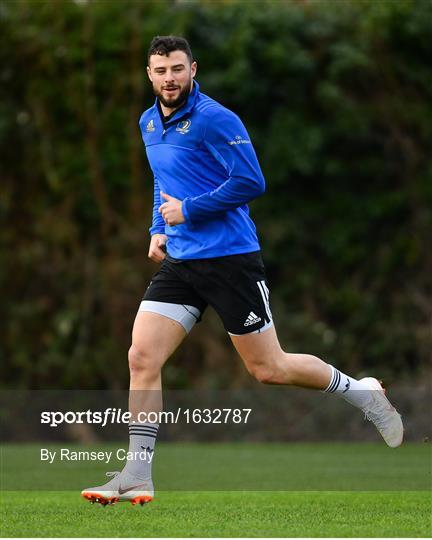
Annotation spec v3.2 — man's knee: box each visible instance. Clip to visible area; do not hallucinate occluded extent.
[246,355,296,385]
[247,360,278,385]
[128,343,161,377]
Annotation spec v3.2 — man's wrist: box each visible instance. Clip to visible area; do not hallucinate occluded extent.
[149,226,166,236]
[181,199,191,223]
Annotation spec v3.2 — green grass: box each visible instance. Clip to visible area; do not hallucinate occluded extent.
[1,442,431,490]
[1,490,430,537]
[1,443,431,537]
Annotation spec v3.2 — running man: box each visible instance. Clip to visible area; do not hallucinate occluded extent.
[82,36,403,506]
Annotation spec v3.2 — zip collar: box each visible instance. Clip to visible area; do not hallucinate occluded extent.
[155,80,200,127]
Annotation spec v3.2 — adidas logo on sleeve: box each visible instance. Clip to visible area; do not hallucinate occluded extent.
[244,311,262,327]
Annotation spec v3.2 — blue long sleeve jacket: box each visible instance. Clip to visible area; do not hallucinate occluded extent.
[139,81,266,259]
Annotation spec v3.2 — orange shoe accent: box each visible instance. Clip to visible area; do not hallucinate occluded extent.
[82,492,119,506]
[130,495,153,506]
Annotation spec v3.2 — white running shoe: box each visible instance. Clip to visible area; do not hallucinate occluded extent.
[81,470,154,506]
[360,377,404,448]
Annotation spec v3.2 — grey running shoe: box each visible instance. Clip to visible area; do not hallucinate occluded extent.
[81,470,154,506]
[360,377,404,448]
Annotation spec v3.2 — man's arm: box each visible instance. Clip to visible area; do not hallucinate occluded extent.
[181,108,266,224]
[149,177,166,235]
[148,177,167,262]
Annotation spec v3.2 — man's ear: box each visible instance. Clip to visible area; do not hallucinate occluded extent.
[146,66,153,82]
[191,61,197,79]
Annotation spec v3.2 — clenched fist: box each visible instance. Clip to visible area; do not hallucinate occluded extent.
[148,233,168,263]
[158,192,185,226]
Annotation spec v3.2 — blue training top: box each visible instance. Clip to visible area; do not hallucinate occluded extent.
[139,81,266,260]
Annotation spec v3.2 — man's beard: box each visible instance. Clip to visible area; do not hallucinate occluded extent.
[155,82,191,110]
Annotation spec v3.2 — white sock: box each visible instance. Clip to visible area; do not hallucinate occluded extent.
[324,365,372,409]
[123,422,158,480]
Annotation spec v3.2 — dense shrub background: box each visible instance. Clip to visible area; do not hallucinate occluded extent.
[1,0,431,389]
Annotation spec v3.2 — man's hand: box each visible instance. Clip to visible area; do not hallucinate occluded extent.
[159,192,185,226]
[148,233,168,263]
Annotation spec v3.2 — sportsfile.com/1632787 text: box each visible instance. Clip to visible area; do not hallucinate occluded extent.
[40,408,253,427]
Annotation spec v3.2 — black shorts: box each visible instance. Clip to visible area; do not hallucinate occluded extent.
[142,251,273,335]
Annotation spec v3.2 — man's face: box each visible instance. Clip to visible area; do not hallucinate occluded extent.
[147,50,197,110]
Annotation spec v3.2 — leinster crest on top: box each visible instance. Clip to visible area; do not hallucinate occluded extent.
[176,120,191,134]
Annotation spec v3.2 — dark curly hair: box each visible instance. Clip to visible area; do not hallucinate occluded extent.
[147,36,193,65]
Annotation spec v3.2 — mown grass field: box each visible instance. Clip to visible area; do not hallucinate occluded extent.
[1,442,431,537]
[1,490,430,537]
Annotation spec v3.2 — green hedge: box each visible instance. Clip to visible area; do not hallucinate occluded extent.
[1,0,431,388]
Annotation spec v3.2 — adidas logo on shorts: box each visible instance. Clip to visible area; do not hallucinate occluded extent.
[244,311,262,327]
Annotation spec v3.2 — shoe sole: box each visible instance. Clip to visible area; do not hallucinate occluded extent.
[82,492,153,506]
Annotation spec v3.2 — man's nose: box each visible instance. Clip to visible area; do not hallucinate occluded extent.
[164,70,175,83]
